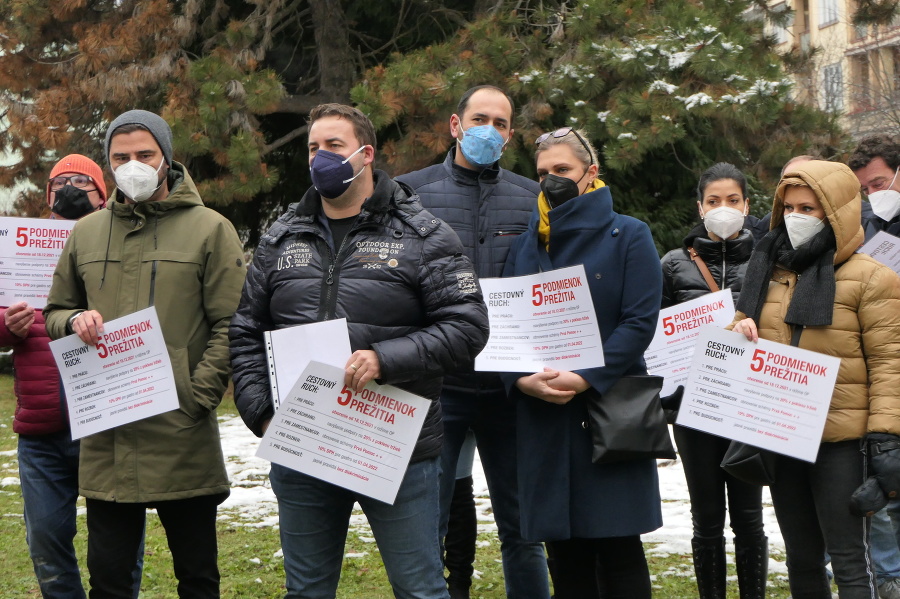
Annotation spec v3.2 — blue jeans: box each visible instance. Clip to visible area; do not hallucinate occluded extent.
[438,388,550,599]
[19,432,144,599]
[270,458,448,599]
[872,501,900,584]
[19,432,85,599]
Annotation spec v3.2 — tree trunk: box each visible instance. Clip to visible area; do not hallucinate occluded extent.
[308,0,356,103]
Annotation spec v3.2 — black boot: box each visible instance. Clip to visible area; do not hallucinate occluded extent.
[445,475,476,599]
[691,537,727,599]
[734,535,768,599]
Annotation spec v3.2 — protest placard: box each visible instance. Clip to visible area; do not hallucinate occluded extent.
[676,327,840,462]
[475,264,603,372]
[644,290,735,396]
[257,361,429,504]
[0,216,75,308]
[49,307,178,439]
[858,230,900,275]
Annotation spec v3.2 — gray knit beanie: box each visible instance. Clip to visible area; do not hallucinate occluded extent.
[104,110,173,168]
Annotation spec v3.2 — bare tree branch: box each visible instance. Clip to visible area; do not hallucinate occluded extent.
[263,124,308,155]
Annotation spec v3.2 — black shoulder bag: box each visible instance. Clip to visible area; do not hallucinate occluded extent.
[719,325,803,486]
[586,374,677,464]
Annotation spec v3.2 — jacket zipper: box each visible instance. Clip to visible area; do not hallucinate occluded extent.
[720,241,727,290]
[319,225,357,321]
[149,260,158,306]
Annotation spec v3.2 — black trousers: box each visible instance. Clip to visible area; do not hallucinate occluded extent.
[674,425,765,540]
[546,535,651,599]
[86,493,227,599]
[769,440,876,599]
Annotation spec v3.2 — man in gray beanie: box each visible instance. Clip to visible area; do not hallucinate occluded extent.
[44,109,247,598]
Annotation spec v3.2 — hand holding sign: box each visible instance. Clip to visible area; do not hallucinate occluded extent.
[71,310,105,346]
[732,317,759,342]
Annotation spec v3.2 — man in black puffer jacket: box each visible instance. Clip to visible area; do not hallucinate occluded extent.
[396,85,550,599]
[230,104,489,599]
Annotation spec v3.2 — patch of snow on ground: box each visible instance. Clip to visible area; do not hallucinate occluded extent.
[215,416,786,571]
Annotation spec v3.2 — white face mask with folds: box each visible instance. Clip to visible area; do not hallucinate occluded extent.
[784,213,826,249]
[701,206,746,239]
[114,157,165,202]
[868,167,900,222]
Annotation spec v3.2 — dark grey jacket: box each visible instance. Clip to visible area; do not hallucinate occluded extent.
[861,200,900,242]
[660,223,755,309]
[396,148,538,392]
[230,171,489,462]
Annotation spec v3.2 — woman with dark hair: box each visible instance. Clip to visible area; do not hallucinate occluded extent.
[502,128,662,599]
[732,160,900,599]
[660,162,767,599]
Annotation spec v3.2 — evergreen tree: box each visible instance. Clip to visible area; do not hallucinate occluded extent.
[353,0,847,253]
[0,0,481,244]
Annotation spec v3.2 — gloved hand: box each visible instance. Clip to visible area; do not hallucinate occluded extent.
[660,385,683,426]
[850,477,887,517]
[849,433,900,517]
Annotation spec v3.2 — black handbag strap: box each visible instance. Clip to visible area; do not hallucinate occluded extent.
[790,325,803,347]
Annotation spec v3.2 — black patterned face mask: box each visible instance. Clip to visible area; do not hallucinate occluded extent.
[52,185,96,219]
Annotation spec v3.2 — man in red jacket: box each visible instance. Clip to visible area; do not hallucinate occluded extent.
[4,154,113,598]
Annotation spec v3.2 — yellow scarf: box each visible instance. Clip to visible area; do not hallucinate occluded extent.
[538,178,606,250]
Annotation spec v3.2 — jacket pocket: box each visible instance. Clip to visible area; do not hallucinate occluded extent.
[169,346,205,421]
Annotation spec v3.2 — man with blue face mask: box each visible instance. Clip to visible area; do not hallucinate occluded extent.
[43,109,246,598]
[396,86,551,599]
[230,103,489,599]
[850,135,900,242]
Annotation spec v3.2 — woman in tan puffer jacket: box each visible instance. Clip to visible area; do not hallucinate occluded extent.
[731,160,900,599]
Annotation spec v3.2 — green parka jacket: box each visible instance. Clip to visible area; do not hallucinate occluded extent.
[44,163,246,502]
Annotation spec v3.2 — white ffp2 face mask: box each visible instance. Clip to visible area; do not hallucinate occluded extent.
[114,157,165,202]
[867,167,900,222]
[869,190,900,222]
[702,206,745,240]
[784,213,826,249]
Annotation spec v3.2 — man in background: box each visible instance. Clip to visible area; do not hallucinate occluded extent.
[396,85,550,599]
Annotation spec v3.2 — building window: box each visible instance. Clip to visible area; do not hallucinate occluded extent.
[822,62,844,111]
[771,2,792,44]
[850,54,872,111]
[819,0,839,26]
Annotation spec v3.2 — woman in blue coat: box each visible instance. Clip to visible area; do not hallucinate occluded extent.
[502,128,663,598]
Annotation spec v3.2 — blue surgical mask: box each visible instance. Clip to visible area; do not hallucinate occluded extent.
[458,125,505,168]
[310,146,366,199]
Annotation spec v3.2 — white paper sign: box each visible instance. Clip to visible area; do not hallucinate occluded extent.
[858,230,900,275]
[644,290,736,396]
[475,265,604,372]
[676,327,840,462]
[0,217,76,309]
[266,319,352,409]
[257,361,430,504]
[49,307,179,439]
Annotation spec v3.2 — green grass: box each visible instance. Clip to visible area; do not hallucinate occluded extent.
[0,376,802,597]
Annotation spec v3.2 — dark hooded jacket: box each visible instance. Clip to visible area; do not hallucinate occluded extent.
[660,223,755,309]
[229,171,489,462]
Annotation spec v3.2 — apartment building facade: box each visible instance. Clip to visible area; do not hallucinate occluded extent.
[768,0,900,137]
